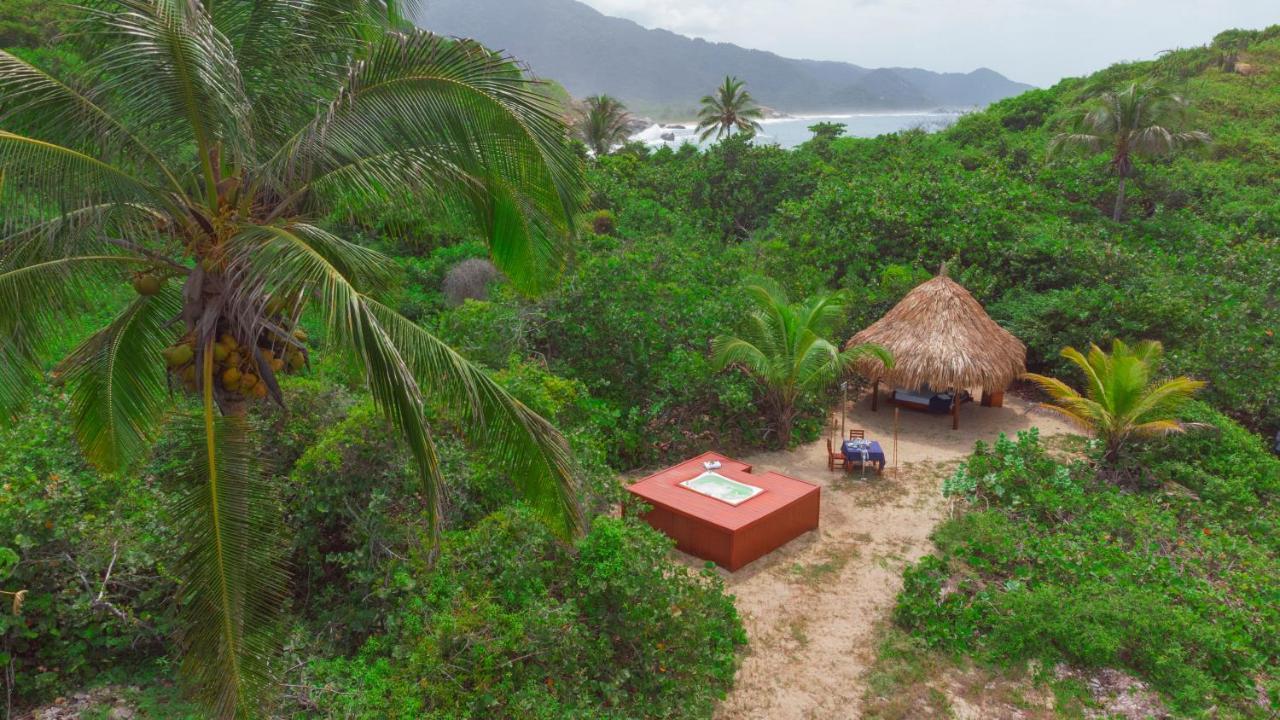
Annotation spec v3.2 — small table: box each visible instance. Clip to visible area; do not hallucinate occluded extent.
[842,440,886,474]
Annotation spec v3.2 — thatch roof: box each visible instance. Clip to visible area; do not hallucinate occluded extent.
[848,269,1026,391]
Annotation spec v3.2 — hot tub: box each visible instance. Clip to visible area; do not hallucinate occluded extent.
[627,452,820,571]
[679,471,763,506]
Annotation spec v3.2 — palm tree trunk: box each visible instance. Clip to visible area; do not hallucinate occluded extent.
[768,390,794,448]
[776,408,793,448]
[1101,436,1125,470]
[1113,176,1128,222]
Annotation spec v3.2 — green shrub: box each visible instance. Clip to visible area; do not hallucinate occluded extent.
[281,360,624,648]
[896,422,1280,716]
[0,392,176,707]
[306,509,746,719]
[531,228,772,465]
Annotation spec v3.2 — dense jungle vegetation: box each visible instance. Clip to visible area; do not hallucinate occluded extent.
[1,3,1277,717]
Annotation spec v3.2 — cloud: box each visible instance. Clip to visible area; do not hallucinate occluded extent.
[585,0,730,37]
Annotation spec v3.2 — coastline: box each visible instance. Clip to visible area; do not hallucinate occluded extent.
[631,110,963,150]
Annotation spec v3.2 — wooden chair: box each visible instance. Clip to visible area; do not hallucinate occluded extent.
[848,429,865,440]
[826,438,846,471]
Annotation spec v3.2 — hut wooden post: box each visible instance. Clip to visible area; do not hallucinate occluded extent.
[893,408,900,478]
[871,380,879,412]
[841,381,847,438]
[951,388,960,430]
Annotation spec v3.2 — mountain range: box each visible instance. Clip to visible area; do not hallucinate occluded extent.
[413,0,1034,116]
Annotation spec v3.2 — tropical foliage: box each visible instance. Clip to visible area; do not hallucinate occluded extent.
[696,76,764,142]
[1049,82,1210,220]
[308,508,745,719]
[712,281,891,446]
[5,6,1280,718]
[576,94,633,156]
[896,409,1279,716]
[0,0,70,47]
[1023,339,1206,466]
[0,0,585,714]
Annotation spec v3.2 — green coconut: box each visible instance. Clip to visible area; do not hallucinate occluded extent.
[162,344,194,368]
[132,274,163,296]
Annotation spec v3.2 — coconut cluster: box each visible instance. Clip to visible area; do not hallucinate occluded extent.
[162,325,308,402]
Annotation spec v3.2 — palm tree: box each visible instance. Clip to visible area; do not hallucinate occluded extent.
[1049,83,1209,221]
[1024,340,1205,466]
[0,1,584,715]
[576,94,632,157]
[696,76,764,142]
[712,280,892,447]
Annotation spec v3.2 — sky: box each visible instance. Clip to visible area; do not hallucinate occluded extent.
[578,0,1279,87]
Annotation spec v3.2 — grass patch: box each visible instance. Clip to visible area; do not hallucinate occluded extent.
[862,626,1096,720]
[788,542,861,587]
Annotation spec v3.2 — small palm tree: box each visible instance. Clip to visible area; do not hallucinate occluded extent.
[1049,83,1209,221]
[576,94,633,157]
[712,281,892,447]
[1,1,583,715]
[1024,340,1205,466]
[696,76,764,142]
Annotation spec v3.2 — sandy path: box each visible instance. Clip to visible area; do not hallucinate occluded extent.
[698,394,1077,720]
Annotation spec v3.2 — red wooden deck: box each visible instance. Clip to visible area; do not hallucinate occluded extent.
[627,451,820,571]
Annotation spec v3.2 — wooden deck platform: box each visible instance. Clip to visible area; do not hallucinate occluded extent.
[627,452,820,571]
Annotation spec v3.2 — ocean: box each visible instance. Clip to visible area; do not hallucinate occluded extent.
[631,112,961,150]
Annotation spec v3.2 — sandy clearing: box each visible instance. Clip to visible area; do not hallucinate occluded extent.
[697,392,1078,720]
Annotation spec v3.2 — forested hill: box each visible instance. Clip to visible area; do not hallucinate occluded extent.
[413,0,1032,115]
[529,24,1280,467]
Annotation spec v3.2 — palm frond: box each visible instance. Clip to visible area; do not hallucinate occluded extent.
[234,221,395,294]
[1125,376,1207,426]
[210,0,414,149]
[0,131,165,234]
[742,311,784,366]
[1062,345,1109,405]
[711,335,771,378]
[365,299,583,536]
[1022,370,1105,431]
[792,335,842,389]
[838,342,893,374]
[231,222,455,532]
[1,203,177,282]
[170,403,287,718]
[56,283,183,472]
[0,254,148,415]
[797,292,846,336]
[240,220,581,535]
[274,31,583,292]
[1047,132,1104,158]
[1129,419,1188,437]
[1033,401,1102,433]
[85,0,252,197]
[0,50,183,193]
[1022,371,1083,403]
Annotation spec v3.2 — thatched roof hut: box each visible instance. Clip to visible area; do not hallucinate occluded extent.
[848,269,1026,427]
